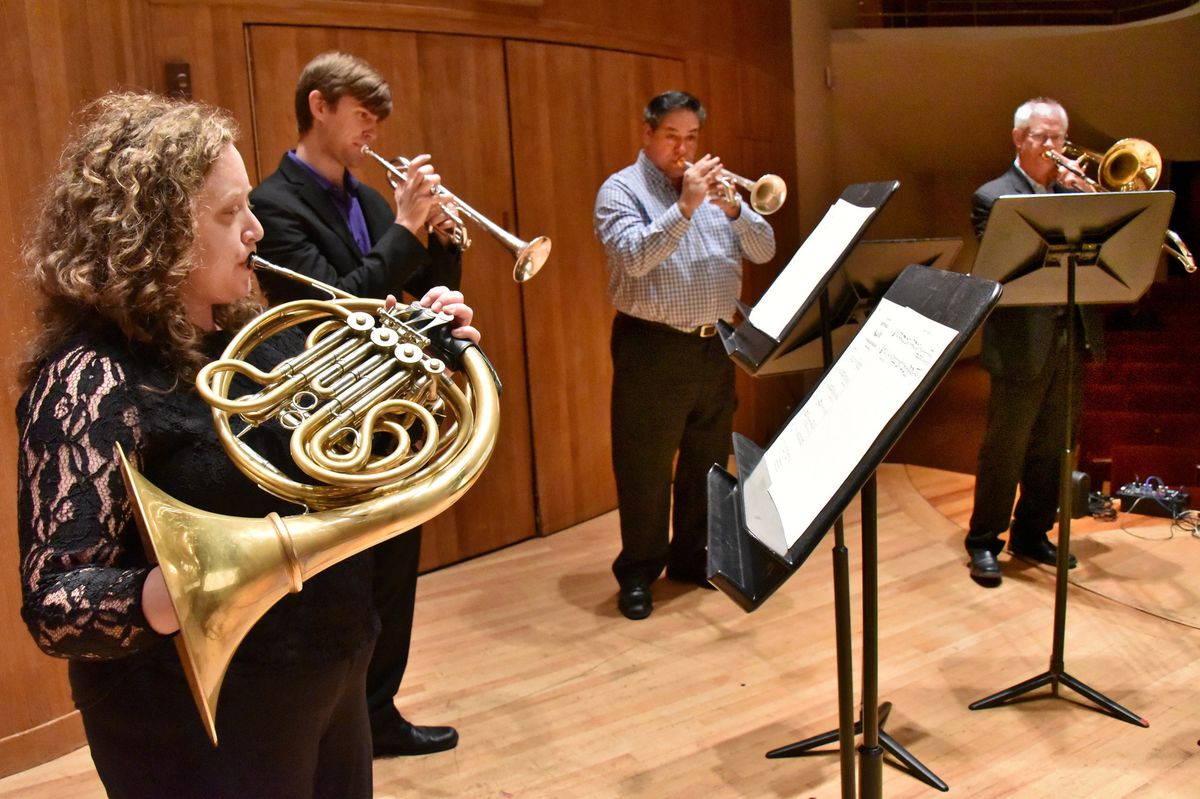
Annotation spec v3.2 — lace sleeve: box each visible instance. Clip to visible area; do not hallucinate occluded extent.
[16,344,160,659]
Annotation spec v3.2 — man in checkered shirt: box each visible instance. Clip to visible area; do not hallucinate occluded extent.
[594,90,776,620]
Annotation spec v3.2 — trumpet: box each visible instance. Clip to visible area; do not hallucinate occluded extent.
[683,160,787,215]
[121,254,501,743]
[1044,138,1195,272]
[361,146,550,282]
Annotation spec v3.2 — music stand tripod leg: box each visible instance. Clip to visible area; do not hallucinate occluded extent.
[1057,672,1147,727]
[766,703,950,791]
[877,724,950,792]
[969,671,1055,710]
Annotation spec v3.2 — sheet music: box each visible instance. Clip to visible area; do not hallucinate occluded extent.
[747,299,957,554]
[748,199,876,339]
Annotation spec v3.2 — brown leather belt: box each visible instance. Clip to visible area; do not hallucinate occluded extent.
[618,313,718,338]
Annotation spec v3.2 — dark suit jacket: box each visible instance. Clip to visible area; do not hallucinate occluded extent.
[973,165,1104,379]
[250,154,462,304]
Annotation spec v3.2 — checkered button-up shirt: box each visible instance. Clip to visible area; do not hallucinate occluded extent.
[594,151,776,331]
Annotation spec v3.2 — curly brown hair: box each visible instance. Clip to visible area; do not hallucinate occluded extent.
[22,92,262,384]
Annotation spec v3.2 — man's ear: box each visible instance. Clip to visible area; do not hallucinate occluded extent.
[1011,127,1025,149]
[309,90,330,122]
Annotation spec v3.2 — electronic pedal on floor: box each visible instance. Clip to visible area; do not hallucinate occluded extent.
[1115,479,1191,518]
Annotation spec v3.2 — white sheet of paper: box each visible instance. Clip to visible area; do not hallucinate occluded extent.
[750,299,957,553]
[748,199,876,339]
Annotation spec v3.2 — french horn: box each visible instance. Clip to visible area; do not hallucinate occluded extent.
[119,255,501,744]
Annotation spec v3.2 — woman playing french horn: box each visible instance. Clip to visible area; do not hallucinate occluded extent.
[16,92,478,798]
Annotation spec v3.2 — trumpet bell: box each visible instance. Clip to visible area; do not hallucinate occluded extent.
[515,235,552,282]
[750,174,787,215]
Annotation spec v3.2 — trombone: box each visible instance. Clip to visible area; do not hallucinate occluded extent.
[683,160,787,215]
[1044,137,1160,192]
[361,146,551,282]
[1045,138,1195,272]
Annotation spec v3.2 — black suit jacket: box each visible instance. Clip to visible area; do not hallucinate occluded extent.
[973,165,1104,379]
[250,154,462,304]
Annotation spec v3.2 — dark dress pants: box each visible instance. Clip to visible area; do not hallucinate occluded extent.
[365,526,421,725]
[967,325,1083,553]
[83,638,375,799]
[610,313,736,589]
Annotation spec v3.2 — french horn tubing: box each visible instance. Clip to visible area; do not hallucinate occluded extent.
[361,145,551,283]
[119,254,501,744]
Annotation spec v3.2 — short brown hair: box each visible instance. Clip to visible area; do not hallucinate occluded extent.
[295,51,392,134]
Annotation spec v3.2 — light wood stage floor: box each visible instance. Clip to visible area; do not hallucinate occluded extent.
[3,465,1198,798]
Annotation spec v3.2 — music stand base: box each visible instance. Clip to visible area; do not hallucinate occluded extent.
[765,701,950,792]
[969,669,1148,727]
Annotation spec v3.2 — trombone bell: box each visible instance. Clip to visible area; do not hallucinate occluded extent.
[1098,138,1161,192]
[1059,137,1162,192]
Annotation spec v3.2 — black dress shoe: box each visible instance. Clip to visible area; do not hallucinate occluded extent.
[618,585,652,619]
[1009,538,1078,569]
[372,718,459,758]
[967,548,1002,586]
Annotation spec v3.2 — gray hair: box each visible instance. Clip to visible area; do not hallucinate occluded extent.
[1013,97,1068,130]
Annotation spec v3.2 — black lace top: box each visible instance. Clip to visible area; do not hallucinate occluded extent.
[17,324,377,706]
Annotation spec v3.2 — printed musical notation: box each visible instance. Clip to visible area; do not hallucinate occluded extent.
[747,299,956,554]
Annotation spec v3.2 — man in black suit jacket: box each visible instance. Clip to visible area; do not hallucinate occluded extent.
[250,51,463,757]
[966,97,1103,586]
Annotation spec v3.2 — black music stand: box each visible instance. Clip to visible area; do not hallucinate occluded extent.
[716,181,896,796]
[710,265,1001,798]
[967,190,1174,727]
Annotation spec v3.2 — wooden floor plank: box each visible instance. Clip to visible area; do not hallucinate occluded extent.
[2,464,1198,798]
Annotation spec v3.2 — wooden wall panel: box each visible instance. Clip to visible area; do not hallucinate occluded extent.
[506,43,684,535]
[246,24,537,567]
[146,3,256,158]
